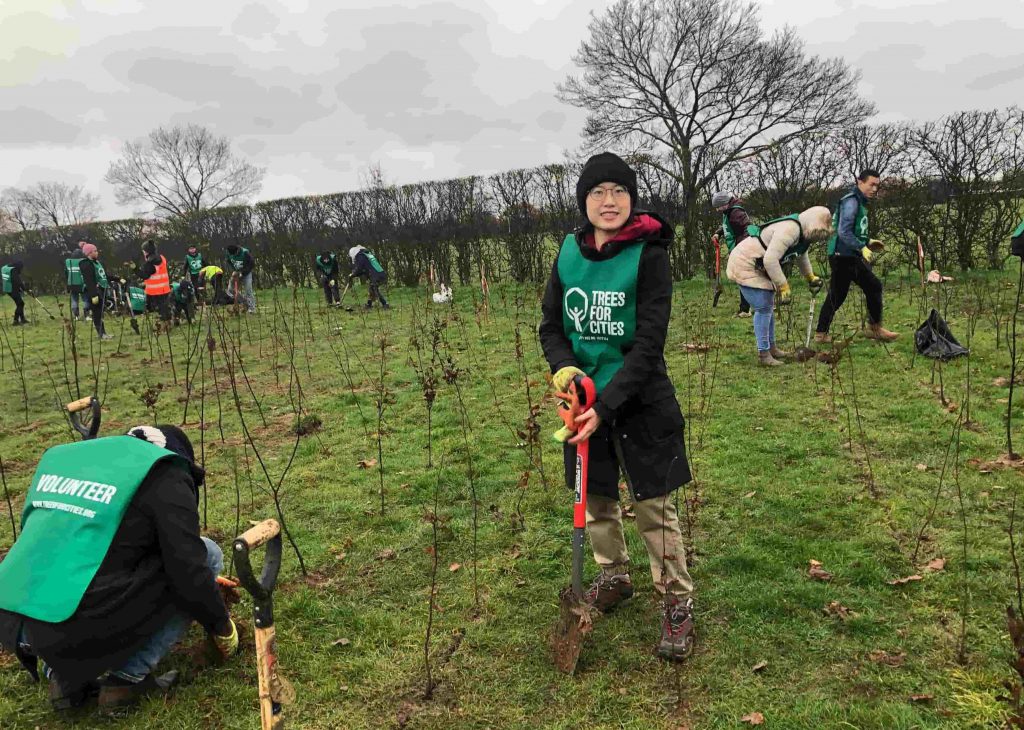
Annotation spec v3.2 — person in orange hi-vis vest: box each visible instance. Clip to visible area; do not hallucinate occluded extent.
[139,240,172,321]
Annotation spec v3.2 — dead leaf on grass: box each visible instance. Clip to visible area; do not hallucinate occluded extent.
[449,562,462,572]
[868,649,906,667]
[808,559,833,582]
[740,711,765,725]
[332,637,351,647]
[743,491,757,499]
[357,458,378,468]
[909,693,934,703]
[377,548,397,561]
[887,574,923,586]
[924,557,946,572]
[751,660,768,673]
[915,463,928,471]
[824,601,856,621]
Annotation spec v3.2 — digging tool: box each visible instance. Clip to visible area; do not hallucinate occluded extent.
[233,519,294,730]
[711,235,723,308]
[336,278,355,312]
[794,291,819,362]
[27,292,56,320]
[551,374,598,675]
[66,396,101,440]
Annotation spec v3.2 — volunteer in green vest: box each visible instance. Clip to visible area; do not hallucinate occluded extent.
[0,425,238,714]
[726,208,830,366]
[815,169,898,343]
[2,260,29,326]
[1011,218,1024,258]
[315,250,341,305]
[348,245,390,309]
[539,152,694,661]
[711,191,752,317]
[225,244,257,314]
[127,285,147,316]
[184,245,205,283]
[64,242,89,321]
[171,278,196,325]
[79,243,112,340]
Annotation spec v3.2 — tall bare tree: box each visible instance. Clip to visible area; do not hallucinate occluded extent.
[105,124,264,218]
[558,0,874,275]
[1,182,100,247]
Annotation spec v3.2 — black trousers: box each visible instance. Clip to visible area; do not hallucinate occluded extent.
[816,255,883,333]
[322,276,339,304]
[174,300,194,324]
[8,293,26,324]
[146,293,172,321]
[90,295,106,336]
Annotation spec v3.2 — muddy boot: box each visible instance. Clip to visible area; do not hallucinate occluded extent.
[98,671,178,714]
[758,351,784,367]
[864,323,899,342]
[769,345,790,360]
[657,596,695,661]
[583,572,634,613]
[814,332,832,344]
[48,672,98,712]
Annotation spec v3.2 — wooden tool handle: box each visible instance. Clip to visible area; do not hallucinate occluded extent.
[66,396,94,414]
[237,519,281,550]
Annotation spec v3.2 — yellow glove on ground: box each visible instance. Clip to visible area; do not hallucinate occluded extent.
[861,247,874,264]
[552,366,585,393]
[210,618,239,660]
[778,282,792,305]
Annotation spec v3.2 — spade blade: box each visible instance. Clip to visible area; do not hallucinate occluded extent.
[551,586,597,675]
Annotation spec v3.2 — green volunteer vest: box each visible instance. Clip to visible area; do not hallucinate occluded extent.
[93,260,108,289]
[185,253,204,275]
[747,214,809,264]
[827,192,868,256]
[65,258,83,287]
[721,205,746,251]
[1,265,12,294]
[556,235,643,393]
[227,248,249,272]
[364,251,384,274]
[0,436,185,622]
[128,286,146,314]
[316,254,336,275]
[1013,219,1024,240]
[172,282,191,304]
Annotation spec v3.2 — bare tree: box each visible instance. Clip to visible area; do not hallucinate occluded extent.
[558,0,874,275]
[106,124,264,218]
[1,182,100,247]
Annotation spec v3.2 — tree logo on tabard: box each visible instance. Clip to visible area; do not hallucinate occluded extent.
[564,287,588,333]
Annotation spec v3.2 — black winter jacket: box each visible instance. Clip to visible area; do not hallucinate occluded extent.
[79,258,105,299]
[539,211,676,425]
[0,461,229,689]
[351,250,386,283]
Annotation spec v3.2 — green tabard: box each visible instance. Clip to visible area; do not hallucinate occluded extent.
[227,246,248,272]
[0,436,185,622]
[827,192,868,256]
[0,265,11,294]
[128,286,146,314]
[65,258,83,287]
[720,205,747,251]
[316,254,336,275]
[185,253,204,275]
[556,235,643,393]
[365,251,384,274]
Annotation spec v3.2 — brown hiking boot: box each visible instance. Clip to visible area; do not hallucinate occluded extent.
[657,596,695,661]
[98,671,178,714]
[864,323,899,342]
[814,332,832,344]
[583,572,634,613]
[758,351,784,367]
[769,346,790,360]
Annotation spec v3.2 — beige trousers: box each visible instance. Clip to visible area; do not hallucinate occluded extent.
[586,492,694,599]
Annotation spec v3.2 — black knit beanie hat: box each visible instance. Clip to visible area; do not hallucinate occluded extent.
[127,424,205,487]
[141,239,156,256]
[576,152,638,214]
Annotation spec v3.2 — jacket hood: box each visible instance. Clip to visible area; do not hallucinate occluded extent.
[576,210,674,249]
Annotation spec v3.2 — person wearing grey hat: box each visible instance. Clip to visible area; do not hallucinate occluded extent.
[711,192,752,316]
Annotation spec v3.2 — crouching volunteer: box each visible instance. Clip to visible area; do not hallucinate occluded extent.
[726,207,831,366]
[0,425,239,714]
[539,152,695,661]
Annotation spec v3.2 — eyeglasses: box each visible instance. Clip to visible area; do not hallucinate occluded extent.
[588,185,630,201]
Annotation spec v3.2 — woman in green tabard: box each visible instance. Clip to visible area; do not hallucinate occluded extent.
[539,152,694,661]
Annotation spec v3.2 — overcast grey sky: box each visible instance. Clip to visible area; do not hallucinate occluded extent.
[1,0,1022,219]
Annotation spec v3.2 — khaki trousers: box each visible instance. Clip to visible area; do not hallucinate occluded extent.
[586,492,694,599]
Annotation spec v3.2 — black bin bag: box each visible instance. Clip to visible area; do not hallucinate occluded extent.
[915,308,969,361]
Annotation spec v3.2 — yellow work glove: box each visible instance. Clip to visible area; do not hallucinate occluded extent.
[329,279,336,287]
[553,425,574,443]
[210,618,239,661]
[552,365,585,393]
[90,296,100,306]
[861,246,874,264]
[777,282,792,305]
[119,278,127,285]
[805,274,824,295]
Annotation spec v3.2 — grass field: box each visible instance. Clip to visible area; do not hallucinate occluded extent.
[1,268,1023,729]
